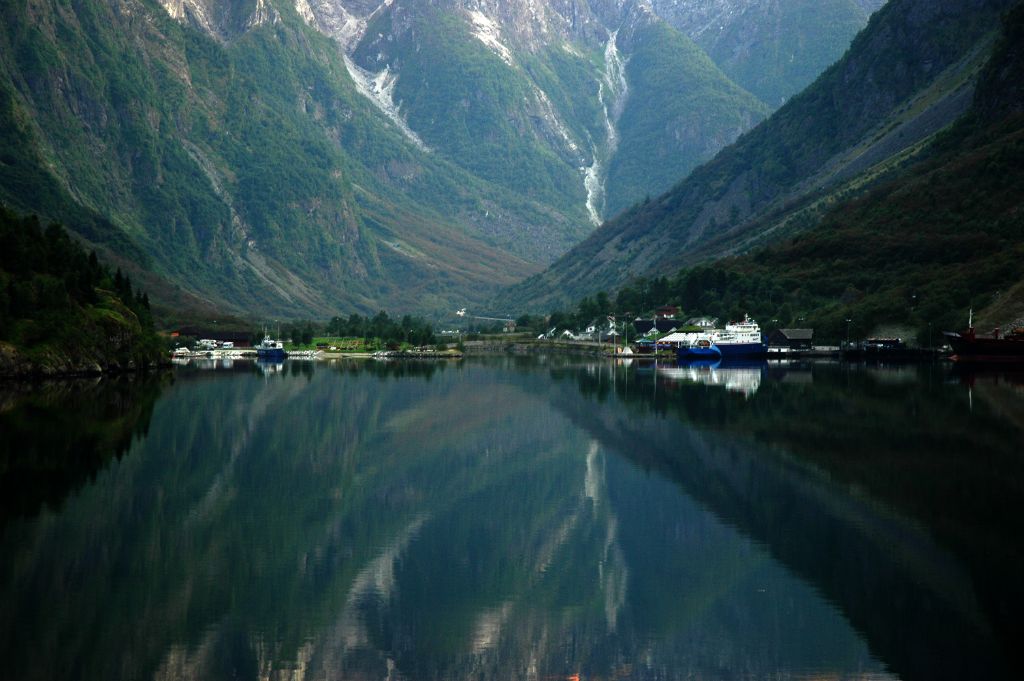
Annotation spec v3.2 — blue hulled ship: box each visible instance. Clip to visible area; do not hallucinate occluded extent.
[676,316,767,361]
[255,336,288,360]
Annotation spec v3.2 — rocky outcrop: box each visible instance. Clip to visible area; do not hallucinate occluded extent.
[158,0,280,40]
[0,309,164,379]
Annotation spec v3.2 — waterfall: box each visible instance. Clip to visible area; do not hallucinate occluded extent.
[584,31,629,226]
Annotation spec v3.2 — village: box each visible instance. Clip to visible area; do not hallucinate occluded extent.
[164,303,942,364]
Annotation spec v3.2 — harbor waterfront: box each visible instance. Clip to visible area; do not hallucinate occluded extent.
[1,357,1021,681]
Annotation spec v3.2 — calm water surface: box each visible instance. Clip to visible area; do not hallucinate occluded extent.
[1,358,1021,681]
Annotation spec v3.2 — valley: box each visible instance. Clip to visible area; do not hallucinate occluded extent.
[503,0,1023,339]
[1,0,878,319]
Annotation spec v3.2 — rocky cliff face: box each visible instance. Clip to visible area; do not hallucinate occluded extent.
[158,0,281,39]
[150,0,881,228]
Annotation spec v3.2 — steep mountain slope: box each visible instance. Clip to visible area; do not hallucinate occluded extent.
[503,0,1017,311]
[343,0,769,223]
[652,0,887,106]
[0,0,782,318]
[0,0,558,317]
[605,16,767,215]
[644,1,1024,340]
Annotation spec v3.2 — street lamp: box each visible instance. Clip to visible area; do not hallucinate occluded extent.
[845,319,852,349]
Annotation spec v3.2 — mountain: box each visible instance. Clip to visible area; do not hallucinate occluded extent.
[652,0,888,107]
[0,0,551,318]
[338,0,770,223]
[617,37,1024,343]
[503,0,1019,312]
[0,0,876,319]
[603,16,767,215]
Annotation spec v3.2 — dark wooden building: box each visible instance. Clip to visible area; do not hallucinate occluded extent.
[767,328,814,350]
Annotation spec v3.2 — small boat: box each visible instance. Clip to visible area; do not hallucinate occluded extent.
[255,336,288,360]
[944,310,1024,362]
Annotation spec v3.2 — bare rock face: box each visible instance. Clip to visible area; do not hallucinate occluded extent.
[158,0,280,39]
[294,0,668,54]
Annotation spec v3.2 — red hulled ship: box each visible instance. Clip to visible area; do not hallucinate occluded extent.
[944,310,1024,362]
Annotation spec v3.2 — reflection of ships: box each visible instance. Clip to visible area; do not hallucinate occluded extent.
[255,336,288,360]
[677,316,767,360]
[944,310,1024,362]
[658,360,764,396]
[256,360,285,374]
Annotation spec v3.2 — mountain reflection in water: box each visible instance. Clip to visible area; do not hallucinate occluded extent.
[0,358,1019,681]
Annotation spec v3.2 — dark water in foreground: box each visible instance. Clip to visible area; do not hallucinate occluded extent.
[1,358,1022,681]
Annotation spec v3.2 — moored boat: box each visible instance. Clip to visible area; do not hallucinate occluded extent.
[675,315,765,360]
[944,310,1024,362]
[711,315,768,358]
[675,316,767,360]
[255,336,288,360]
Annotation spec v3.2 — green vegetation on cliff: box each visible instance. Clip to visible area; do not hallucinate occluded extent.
[0,0,558,317]
[606,20,769,216]
[354,7,587,213]
[0,206,161,374]
[681,0,881,108]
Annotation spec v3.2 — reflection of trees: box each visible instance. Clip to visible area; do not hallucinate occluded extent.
[0,375,166,523]
[549,361,1022,680]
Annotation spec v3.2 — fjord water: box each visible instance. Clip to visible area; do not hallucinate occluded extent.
[1,359,1020,680]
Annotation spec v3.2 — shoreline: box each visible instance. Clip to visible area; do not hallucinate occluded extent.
[0,344,170,381]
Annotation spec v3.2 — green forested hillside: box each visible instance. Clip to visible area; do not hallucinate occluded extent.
[606,20,768,216]
[0,0,792,319]
[351,1,772,226]
[353,6,588,214]
[0,206,162,374]
[669,0,883,107]
[627,120,1023,341]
